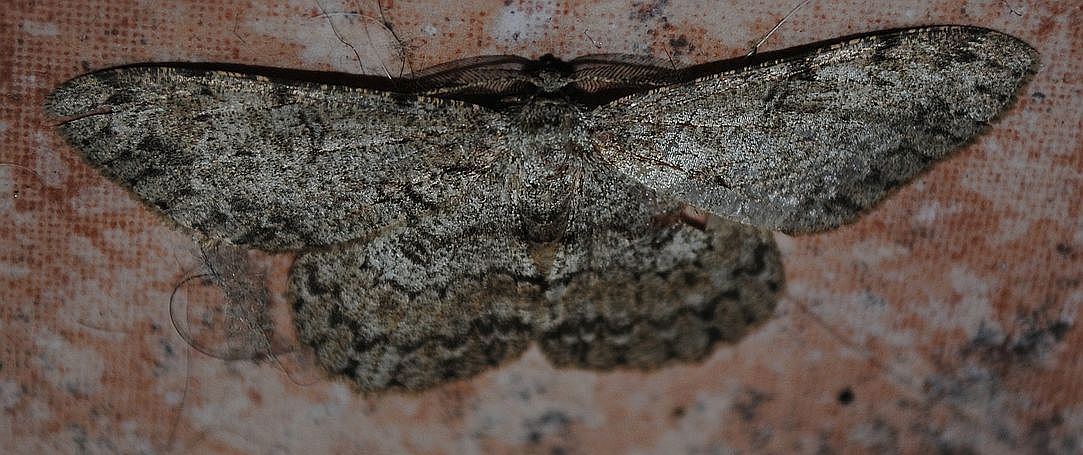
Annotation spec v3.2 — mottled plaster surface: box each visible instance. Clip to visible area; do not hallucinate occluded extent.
[2,0,1081,453]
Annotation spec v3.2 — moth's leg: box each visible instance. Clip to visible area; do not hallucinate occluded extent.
[288,221,546,392]
[537,215,783,369]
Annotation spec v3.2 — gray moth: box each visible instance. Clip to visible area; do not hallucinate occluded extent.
[45,26,1038,392]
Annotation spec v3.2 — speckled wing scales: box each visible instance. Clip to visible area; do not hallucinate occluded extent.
[288,181,544,392]
[44,67,505,251]
[52,27,1030,392]
[590,26,1039,233]
[538,215,783,370]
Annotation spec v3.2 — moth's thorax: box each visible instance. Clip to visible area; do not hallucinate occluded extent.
[515,97,581,129]
[506,99,591,242]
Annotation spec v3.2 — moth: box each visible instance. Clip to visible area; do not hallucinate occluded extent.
[45,26,1037,391]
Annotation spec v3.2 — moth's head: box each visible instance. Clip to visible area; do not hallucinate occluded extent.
[528,54,576,94]
[514,55,587,128]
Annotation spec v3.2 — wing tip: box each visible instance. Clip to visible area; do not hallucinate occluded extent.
[43,71,114,118]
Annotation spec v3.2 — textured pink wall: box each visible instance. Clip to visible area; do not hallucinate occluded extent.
[2,1,1080,453]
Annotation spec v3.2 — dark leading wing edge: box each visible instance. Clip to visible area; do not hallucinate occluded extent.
[589,26,1039,233]
[45,67,507,251]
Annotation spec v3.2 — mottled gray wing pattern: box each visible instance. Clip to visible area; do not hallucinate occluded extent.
[288,173,544,392]
[288,152,783,391]
[538,218,780,370]
[536,162,782,369]
[45,67,506,250]
[590,26,1039,233]
[51,26,1033,392]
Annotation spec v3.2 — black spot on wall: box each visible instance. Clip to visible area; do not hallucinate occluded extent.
[837,386,855,405]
